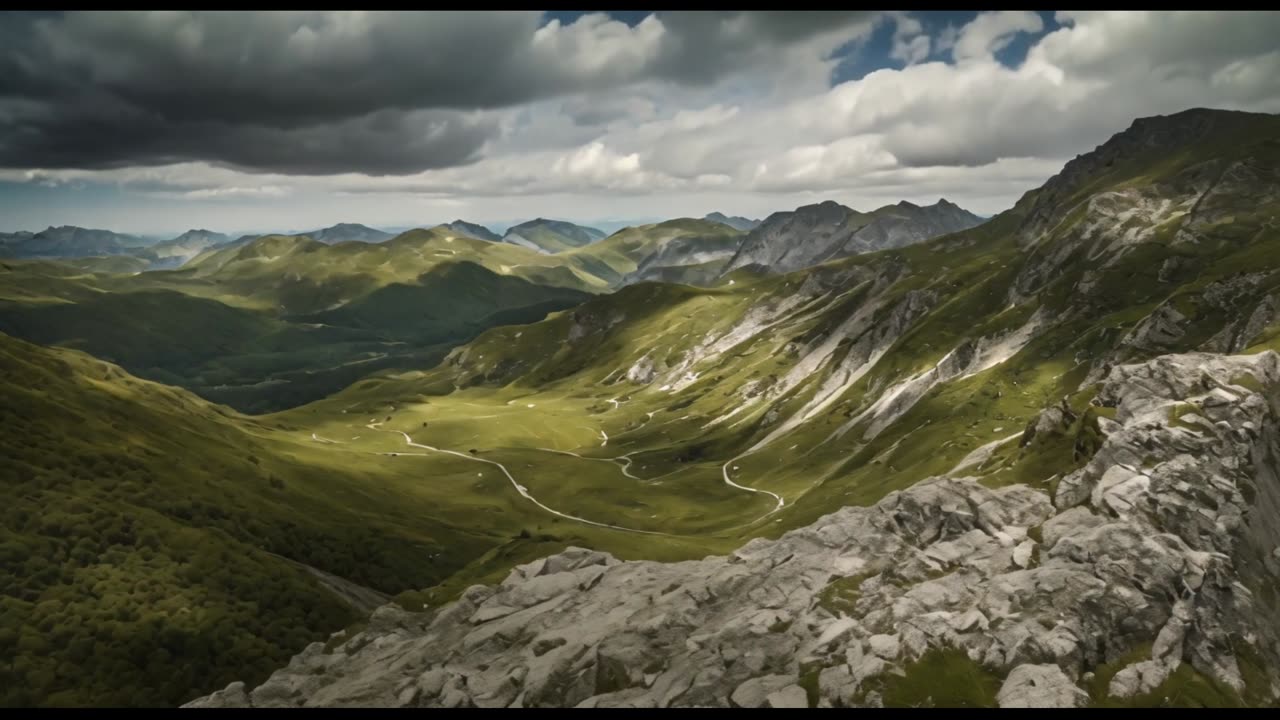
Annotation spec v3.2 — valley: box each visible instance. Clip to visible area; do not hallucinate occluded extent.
[4,107,1280,708]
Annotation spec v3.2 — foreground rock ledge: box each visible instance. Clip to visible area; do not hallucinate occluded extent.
[186,351,1280,708]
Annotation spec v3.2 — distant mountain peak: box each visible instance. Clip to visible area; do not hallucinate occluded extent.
[724,196,986,275]
[174,228,222,238]
[502,218,606,253]
[0,224,141,260]
[442,220,502,243]
[302,223,392,245]
[704,212,761,232]
[800,199,847,211]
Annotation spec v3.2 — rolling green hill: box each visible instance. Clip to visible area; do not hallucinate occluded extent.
[564,218,745,286]
[179,227,614,304]
[301,261,591,345]
[0,232,600,413]
[502,218,607,253]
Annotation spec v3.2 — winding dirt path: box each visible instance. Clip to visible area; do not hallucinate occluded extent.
[721,454,786,514]
[375,427,675,537]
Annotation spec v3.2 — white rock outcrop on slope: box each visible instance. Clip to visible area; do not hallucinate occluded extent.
[186,351,1280,708]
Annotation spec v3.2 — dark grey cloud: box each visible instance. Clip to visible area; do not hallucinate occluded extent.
[649,11,876,84]
[0,10,875,176]
[1,12,547,124]
[0,92,498,176]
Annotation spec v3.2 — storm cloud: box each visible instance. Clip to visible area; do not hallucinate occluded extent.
[0,10,873,175]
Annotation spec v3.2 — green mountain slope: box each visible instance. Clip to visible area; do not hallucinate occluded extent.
[564,218,745,286]
[503,218,607,253]
[300,261,591,344]
[0,333,452,706]
[0,330,721,706]
[180,227,608,305]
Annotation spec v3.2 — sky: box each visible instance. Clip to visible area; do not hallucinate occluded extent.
[1,10,1279,236]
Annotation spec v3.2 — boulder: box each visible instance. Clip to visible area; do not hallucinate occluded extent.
[997,664,1088,708]
[765,685,809,709]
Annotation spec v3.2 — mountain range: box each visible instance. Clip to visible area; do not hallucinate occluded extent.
[4,108,1280,709]
[723,198,985,275]
[0,226,146,259]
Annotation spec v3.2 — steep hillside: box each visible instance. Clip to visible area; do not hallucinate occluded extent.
[723,198,985,275]
[624,229,746,286]
[504,219,607,253]
[0,332,468,706]
[189,108,1280,707]
[0,330,721,707]
[567,218,744,287]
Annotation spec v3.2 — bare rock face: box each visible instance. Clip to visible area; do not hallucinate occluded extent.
[722,199,984,276]
[185,351,1280,708]
[624,354,657,385]
[1203,293,1280,354]
[998,664,1089,708]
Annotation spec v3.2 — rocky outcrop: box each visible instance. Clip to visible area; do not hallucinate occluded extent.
[186,351,1280,708]
[623,354,656,384]
[1009,109,1280,308]
[1203,290,1280,354]
[1014,109,1276,251]
[1083,274,1278,386]
[722,199,984,276]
